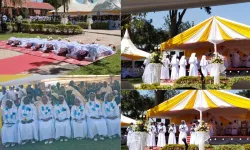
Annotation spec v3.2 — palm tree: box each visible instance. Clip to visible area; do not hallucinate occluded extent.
[0,0,22,13]
[60,0,70,13]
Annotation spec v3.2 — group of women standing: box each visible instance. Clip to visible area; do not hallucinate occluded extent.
[160,53,209,80]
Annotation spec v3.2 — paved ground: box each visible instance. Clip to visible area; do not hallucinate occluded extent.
[0,30,121,75]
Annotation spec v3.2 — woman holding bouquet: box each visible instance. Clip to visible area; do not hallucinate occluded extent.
[160,55,170,80]
[179,56,187,78]
[170,54,179,80]
[200,55,208,76]
[147,122,156,149]
[168,122,176,144]
[190,123,197,144]
[178,120,188,144]
[189,53,198,76]
[157,123,166,148]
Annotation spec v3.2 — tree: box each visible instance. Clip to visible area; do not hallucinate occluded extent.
[44,0,62,14]
[153,90,180,104]
[236,90,250,98]
[0,0,22,13]
[168,8,211,38]
[121,90,155,120]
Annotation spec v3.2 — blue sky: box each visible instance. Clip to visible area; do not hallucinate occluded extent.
[146,2,250,29]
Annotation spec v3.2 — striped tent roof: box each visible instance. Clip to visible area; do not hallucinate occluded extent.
[146,90,250,119]
[121,114,136,127]
[121,29,151,61]
[160,16,250,50]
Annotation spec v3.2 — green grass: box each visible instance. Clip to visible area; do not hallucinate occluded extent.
[1,138,120,150]
[68,50,121,75]
[121,145,128,150]
[0,33,66,41]
[125,78,142,84]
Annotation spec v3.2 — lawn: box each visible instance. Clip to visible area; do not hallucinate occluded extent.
[0,33,66,41]
[125,78,142,84]
[0,138,120,150]
[68,49,121,75]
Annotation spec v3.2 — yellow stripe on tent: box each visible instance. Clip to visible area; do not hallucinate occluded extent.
[184,90,197,109]
[209,90,250,109]
[146,90,193,118]
[203,91,218,108]
[197,20,213,42]
[217,22,233,41]
[0,75,31,82]
[121,54,146,60]
[160,17,213,50]
[216,16,250,38]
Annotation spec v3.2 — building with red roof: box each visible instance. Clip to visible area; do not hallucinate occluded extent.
[2,0,54,17]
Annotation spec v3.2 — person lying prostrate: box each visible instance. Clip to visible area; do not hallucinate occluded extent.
[51,40,69,56]
[17,96,39,145]
[31,39,47,51]
[66,44,90,60]
[2,100,18,148]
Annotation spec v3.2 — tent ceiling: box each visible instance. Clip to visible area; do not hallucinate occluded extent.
[122,0,250,14]
[121,114,136,127]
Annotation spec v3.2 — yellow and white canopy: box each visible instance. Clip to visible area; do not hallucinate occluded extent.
[121,114,136,127]
[121,29,151,61]
[161,16,250,50]
[146,90,250,120]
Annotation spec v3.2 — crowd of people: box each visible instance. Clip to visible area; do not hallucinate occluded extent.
[7,37,116,62]
[0,80,120,148]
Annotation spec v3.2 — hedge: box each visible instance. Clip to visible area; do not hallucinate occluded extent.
[91,22,109,29]
[77,22,89,29]
[8,23,83,35]
[162,144,244,150]
[30,20,61,25]
[136,76,250,90]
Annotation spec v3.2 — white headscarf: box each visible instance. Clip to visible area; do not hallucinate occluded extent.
[200,55,208,66]
[171,54,178,64]
[179,56,186,66]
[189,53,197,63]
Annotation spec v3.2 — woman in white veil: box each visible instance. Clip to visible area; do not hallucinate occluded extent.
[160,55,170,80]
[179,56,187,78]
[170,54,179,80]
[189,53,198,76]
[200,55,208,76]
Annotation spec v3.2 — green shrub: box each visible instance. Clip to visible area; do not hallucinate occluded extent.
[244,144,250,150]
[22,20,28,24]
[161,144,199,150]
[21,23,31,32]
[31,20,61,25]
[91,22,109,29]
[77,22,88,29]
[139,83,172,90]
[213,145,242,150]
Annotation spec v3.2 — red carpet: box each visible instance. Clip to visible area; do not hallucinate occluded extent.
[0,41,115,66]
[0,54,56,74]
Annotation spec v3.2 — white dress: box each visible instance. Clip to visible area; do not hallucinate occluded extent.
[160,58,170,80]
[54,102,71,139]
[102,100,120,137]
[71,105,88,138]
[126,126,134,147]
[157,125,166,147]
[190,127,196,144]
[147,125,156,147]
[85,100,108,138]
[17,104,39,144]
[171,60,179,80]
[168,126,176,144]
[179,58,187,78]
[178,124,188,144]
[2,107,18,144]
[38,103,55,141]
[200,56,208,76]
[189,57,198,76]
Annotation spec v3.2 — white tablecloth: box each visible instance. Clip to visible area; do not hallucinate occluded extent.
[142,63,161,84]
[208,63,226,84]
[129,132,148,150]
[195,132,210,150]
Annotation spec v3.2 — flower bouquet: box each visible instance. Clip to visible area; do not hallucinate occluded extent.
[133,120,148,133]
[197,121,209,132]
[209,54,224,64]
[150,51,164,65]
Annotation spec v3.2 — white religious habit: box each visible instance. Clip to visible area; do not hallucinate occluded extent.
[2,102,18,145]
[157,124,166,147]
[85,98,108,139]
[233,52,241,67]
[71,105,88,139]
[232,122,239,136]
[178,122,188,144]
[143,58,150,67]
[189,53,198,76]
[38,103,54,141]
[168,124,176,144]
[160,57,170,80]
[200,55,208,76]
[190,124,197,144]
[126,125,134,148]
[102,95,120,138]
[7,89,16,101]
[179,56,187,78]
[54,101,71,140]
[147,124,156,147]
[17,103,39,144]
[170,54,179,80]
[247,54,250,67]
[18,88,27,100]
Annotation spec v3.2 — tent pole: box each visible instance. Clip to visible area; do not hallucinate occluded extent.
[199,110,202,125]
[132,61,135,76]
[214,43,217,53]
